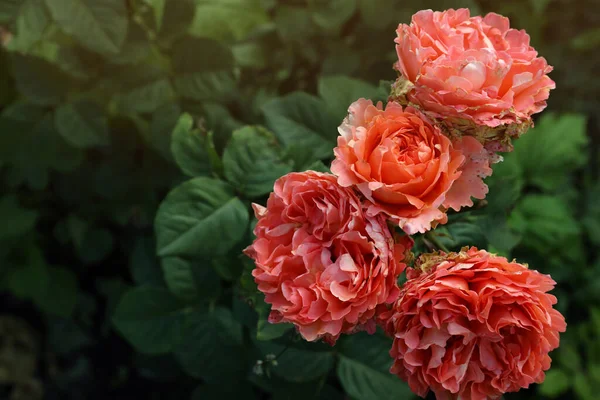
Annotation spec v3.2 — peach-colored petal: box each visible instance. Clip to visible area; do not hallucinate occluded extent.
[332,101,473,234]
[378,247,566,400]
[443,136,492,211]
[394,206,448,235]
[393,8,555,144]
[244,171,408,344]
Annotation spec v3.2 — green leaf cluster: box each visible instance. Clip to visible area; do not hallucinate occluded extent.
[0,1,597,399]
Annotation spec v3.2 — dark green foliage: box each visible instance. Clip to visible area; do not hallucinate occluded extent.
[0,1,598,399]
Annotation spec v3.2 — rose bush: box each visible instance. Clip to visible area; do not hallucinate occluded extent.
[331,99,491,234]
[244,171,410,343]
[378,247,567,400]
[392,8,556,150]
[1,1,591,399]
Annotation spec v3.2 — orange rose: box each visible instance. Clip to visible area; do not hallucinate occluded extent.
[393,9,555,150]
[331,99,491,234]
[244,171,409,344]
[378,247,566,400]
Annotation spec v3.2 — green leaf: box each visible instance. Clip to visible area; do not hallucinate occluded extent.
[322,43,360,77]
[202,102,243,152]
[130,236,165,288]
[318,75,384,122]
[65,214,87,248]
[530,0,552,15]
[337,332,415,400]
[111,21,152,65]
[358,0,396,29]
[558,343,582,373]
[574,374,594,400]
[539,368,571,397]
[44,0,128,55]
[255,340,335,382]
[0,0,20,23]
[484,152,523,212]
[174,308,246,383]
[262,92,337,167]
[37,267,79,318]
[172,37,236,101]
[204,129,224,177]
[115,75,175,114]
[112,286,186,355]
[223,126,292,198]
[0,105,83,188]
[571,28,600,51]
[211,254,244,282]
[158,0,196,41]
[189,0,269,42]
[170,113,211,177]
[232,42,267,69]
[55,101,110,148]
[155,177,249,259]
[274,6,315,42]
[509,194,583,281]
[514,113,588,191]
[5,0,49,52]
[161,256,221,301]
[7,246,50,302]
[134,353,184,382]
[48,318,93,355]
[309,0,357,32]
[435,221,487,251]
[509,195,581,254]
[476,213,522,256]
[305,160,330,173]
[143,0,166,30]
[10,54,72,105]
[75,227,114,264]
[99,279,131,331]
[144,102,180,162]
[584,180,600,246]
[0,195,38,240]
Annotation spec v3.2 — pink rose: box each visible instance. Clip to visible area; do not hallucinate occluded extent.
[331,99,491,234]
[244,171,409,344]
[378,247,566,400]
[393,9,555,148]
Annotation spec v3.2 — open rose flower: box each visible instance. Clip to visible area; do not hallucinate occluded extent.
[393,8,555,150]
[378,247,566,400]
[244,171,410,344]
[331,99,491,235]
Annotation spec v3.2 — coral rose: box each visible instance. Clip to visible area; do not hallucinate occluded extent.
[378,247,566,400]
[393,8,555,150]
[244,171,410,344]
[331,99,492,235]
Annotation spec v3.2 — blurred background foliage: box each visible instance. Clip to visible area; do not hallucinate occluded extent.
[0,0,598,399]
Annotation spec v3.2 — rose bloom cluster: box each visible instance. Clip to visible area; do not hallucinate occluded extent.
[244,8,564,400]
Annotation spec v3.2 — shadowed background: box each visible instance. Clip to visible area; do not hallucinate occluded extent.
[0,0,598,399]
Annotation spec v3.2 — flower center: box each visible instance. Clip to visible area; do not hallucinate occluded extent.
[460,61,486,90]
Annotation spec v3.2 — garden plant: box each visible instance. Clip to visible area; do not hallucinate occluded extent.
[0,1,598,400]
